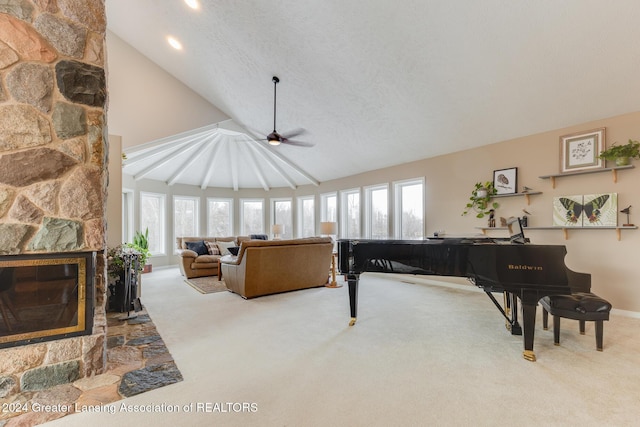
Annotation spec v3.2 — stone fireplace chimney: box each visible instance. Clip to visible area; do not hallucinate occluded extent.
[0,0,108,406]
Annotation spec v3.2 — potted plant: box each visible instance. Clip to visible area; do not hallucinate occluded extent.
[131,228,152,273]
[598,139,640,166]
[462,181,499,218]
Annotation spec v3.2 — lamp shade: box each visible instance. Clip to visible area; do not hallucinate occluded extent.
[320,221,337,235]
[271,224,284,234]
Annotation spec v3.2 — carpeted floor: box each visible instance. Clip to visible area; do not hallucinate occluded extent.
[45,267,640,427]
[184,277,228,294]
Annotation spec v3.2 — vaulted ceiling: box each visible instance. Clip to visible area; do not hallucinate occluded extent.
[107,0,640,189]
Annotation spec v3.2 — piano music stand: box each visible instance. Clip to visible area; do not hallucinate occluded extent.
[507,217,527,244]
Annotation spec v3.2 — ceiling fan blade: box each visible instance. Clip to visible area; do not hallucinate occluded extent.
[280,128,306,139]
[282,139,315,147]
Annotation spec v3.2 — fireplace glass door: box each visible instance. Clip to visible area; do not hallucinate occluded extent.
[0,252,94,348]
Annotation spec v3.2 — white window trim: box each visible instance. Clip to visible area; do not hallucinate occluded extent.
[297,195,315,238]
[122,188,134,244]
[271,197,293,239]
[393,177,425,240]
[140,191,166,256]
[173,195,200,254]
[207,197,234,237]
[320,192,338,223]
[364,183,389,239]
[239,198,265,235]
[340,187,361,239]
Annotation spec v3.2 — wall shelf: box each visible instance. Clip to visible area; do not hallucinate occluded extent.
[539,165,634,188]
[493,191,541,205]
[476,225,637,241]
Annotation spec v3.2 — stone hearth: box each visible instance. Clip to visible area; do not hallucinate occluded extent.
[0,308,182,426]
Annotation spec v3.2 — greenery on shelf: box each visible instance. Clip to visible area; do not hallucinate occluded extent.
[598,139,640,162]
[462,181,499,218]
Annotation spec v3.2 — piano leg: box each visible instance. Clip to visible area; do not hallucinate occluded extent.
[347,274,359,326]
[520,292,538,362]
[509,292,522,336]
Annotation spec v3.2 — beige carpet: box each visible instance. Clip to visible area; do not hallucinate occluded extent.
[46,267,640,427]
[184,276,228,294]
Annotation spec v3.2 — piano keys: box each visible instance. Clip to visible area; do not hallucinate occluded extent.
[337,238,590,361]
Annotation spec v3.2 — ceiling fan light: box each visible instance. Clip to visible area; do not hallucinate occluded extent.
[267,132,281,145]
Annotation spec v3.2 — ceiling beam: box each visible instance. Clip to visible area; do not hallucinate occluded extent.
[249,138,320,186]
[133,133,212,180]
[166,133,221,186]
[124,123,221,166]
[229,140,239,191]
[244,137,297,189]
[241,142,270,191]
[200,137,224,190]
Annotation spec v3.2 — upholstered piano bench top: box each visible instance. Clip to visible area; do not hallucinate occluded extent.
[540,292,612,321]
[540,292,612,351]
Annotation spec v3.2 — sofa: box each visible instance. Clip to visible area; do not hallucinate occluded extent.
[220,237,333,299]
[176,236,252,279]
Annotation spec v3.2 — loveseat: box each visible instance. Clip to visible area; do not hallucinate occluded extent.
[220,237,333,299]
[176,236,252,279]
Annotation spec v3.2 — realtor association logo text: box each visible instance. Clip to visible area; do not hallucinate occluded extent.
[508,264,543,271]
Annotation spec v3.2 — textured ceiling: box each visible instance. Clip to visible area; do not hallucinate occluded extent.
[108,0,640,189]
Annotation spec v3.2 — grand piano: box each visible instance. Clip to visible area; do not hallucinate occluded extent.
[337,237,590,361]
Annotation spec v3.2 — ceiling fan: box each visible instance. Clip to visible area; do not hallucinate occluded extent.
[260,76,313,147]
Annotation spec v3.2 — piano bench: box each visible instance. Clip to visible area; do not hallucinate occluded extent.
[540,293,612,351]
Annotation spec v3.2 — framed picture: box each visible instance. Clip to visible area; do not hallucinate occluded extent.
[560,128,605,173]
[493,167,517,195]
[552,193,617,227]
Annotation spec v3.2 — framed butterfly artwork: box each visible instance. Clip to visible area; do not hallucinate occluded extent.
[553,193,618,227]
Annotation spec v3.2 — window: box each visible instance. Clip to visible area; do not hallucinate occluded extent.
[340,188,360,238]
[364,184,389,238]
[207,198,233,237]
[122,189,134,243]
[140,192,165,255]
[272,198,293,239]
[320,192,337,222]
[240,198,264,235]
[174,196,199,252]
[394,178,424,239]
[297,196,315,237]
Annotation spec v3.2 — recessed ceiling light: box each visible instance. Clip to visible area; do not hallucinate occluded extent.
[184,0,199,10]
[167,36,183,50]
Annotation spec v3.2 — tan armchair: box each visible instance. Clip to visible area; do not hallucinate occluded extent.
[176,236,250,279]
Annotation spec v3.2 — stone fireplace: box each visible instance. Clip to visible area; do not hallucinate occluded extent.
[0,0,108,406]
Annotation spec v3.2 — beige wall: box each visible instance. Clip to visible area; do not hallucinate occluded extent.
[313,112,640,313]
[107,31,639,314]
[120,111,640,313]
[106,31,230,148]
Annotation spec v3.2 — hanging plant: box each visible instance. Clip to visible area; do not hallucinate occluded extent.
[462,181,499,218]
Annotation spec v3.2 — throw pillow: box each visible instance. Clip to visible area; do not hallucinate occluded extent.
[227,246,240,256]
[185,240,208,256]
[216,240,237,256]
[204,241,220,255]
